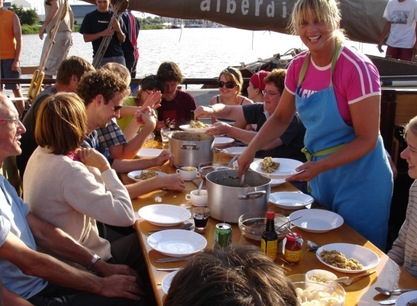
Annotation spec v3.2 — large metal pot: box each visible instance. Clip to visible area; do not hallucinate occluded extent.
[206,169,271,223]
[169,131,214,167]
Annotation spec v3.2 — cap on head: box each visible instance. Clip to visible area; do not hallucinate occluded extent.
[250,70,270,91]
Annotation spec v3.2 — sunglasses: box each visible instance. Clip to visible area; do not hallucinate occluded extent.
[113,105,123,112]
[218,81,236,89]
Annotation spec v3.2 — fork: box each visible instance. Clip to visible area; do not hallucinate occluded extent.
[335,270,376,286]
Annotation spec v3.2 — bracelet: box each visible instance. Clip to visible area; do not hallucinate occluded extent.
[87,254,101,271]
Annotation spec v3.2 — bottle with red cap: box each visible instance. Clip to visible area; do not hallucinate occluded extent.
[260,211,278,260]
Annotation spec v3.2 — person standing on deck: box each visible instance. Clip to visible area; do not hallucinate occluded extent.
[80,0,126,67]
[0,0,24,117]
[39,0,74,79]
[238,0,393,251]
[378,0,417,61]
[121,9,140,94]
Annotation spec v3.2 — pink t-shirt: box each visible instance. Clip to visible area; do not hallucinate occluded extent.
[285,45,381,125]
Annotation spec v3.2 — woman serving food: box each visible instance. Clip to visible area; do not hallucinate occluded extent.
[238,0,393,250]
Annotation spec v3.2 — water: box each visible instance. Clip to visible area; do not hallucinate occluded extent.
[20,27,382,80]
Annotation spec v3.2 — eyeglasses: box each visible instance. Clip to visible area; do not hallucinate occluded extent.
[218,81,236,89]
[263,91,281,97]
[0,117,21,128]
[113,105,123,112]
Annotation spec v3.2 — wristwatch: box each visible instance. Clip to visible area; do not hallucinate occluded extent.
[87,254,101,271]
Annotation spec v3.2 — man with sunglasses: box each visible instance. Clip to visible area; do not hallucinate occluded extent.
[195,69,306,162]
[17,56,95,179]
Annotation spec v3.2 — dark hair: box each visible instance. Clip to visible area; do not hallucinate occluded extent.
[56,56,95,85]
[164,246,298,306]
[156,61,184,83]
[140,74,163,91]
[76,69,129,106]
[264,68,287,95]
[35,92,87,155]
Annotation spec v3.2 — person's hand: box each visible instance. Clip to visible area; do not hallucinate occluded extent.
[205,122,231,136]
[194,106,213,119]
[284,161,321,183]
[39,26,46,40]
[377,43,384,53]
[237,149,256,177]
[158,174,185,191]
[153,150,174,166]
[156,120,166,130]
[98,274,143,300]
[94,259,138,278]
[142,91,162,110]
[77,147,111,172]
[101,27,114,37]
[136,107,157,129]
[110,17,122,34]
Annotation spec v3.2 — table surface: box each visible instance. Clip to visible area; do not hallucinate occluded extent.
[123,142,417,306]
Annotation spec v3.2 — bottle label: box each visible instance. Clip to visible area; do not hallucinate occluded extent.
[261,240,278,260]
[285,249,301,263]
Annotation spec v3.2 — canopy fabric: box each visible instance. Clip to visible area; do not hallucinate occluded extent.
[83,0,387,44]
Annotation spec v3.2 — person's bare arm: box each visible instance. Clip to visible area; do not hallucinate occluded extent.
[0,229,140,300]
[125,174,185,198]
[39,0,59,39]
[378,21,391,52]
[112,150,173,173]
[2,285,33,306]
[12,14,22,71]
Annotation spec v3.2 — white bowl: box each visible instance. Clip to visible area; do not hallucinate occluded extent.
[305,269,337,284]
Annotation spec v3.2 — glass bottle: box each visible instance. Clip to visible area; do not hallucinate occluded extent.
[260,211,278,260]
[284,232,302,263]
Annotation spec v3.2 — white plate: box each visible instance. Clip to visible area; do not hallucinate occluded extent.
[138,204,191,227]
[147,229,207,257]
[316,243,380,274]
[179,124,212,133]
[395,291,417,306]
[250,158,303,179]
[162,270,179,294]
[270,178,286,187]
[137,148,163,158]
[289,209,343,233]
[127,170,167,182]
[269,192,313,210]
[222,146,247,156]
[214,136,235,147]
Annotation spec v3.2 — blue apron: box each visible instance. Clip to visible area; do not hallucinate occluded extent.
[295,43,393,250]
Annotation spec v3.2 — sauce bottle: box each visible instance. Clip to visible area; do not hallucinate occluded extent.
[284,232,302,263]
[260,211,278,260]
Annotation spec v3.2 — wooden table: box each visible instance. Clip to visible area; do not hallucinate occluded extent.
[123,144,417,306]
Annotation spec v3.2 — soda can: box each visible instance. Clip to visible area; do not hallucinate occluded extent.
[214,223,232,249]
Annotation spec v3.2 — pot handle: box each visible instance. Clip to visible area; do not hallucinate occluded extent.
[238,191,266,200]
[181,144,199,150]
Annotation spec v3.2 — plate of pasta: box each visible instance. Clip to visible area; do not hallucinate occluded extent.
[128,170,167,182]
[250,157,303,179]
[316,243,380,274]
[180,121,212,133]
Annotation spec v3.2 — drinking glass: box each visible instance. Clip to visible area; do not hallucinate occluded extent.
[161,127,171,143]
[192,207,210,232]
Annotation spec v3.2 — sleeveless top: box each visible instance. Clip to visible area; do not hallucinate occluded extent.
[0,10,17,59]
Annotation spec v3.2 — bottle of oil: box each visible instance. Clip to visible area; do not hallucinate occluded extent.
[260,211,278,260]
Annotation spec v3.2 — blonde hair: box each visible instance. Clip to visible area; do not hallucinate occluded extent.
[219,67,243,94]
[101,62,131,87]
[289,0,346,43]
[405,116,417,138]
[35,93,87,155]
